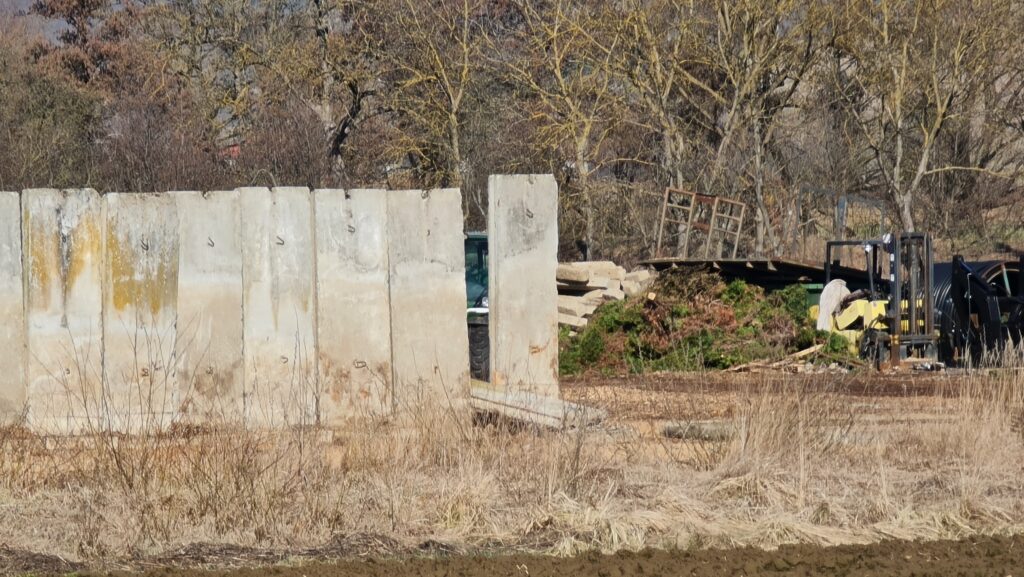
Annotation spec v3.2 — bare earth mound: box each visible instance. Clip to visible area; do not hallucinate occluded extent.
[73,535,1024,577]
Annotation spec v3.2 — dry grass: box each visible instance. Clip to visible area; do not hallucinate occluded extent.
[1,366,1024,566]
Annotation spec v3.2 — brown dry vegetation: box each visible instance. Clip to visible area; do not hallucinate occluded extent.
[5,1,1024,260]
[0,368,1023,569]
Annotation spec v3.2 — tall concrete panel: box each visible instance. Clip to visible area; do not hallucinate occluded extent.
[0,192,25,423]
[314,189,392,422]
[173,190,244,423]
[240,187,317,426]
[487,175,559,397]
[23,189,105,433]
[103,193,180,431]
[387,188,470,407]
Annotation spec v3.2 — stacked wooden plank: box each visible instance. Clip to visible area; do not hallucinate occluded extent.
[556,261,657,330]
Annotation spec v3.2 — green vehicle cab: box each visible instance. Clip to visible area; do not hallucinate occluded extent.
[465,232,488,311]
[465,232,489,380]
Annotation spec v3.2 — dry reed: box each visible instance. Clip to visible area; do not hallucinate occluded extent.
[0,358,1023,565]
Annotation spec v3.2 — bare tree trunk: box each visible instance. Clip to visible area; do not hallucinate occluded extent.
[449,111,462,187]
[314,0,333,132]
[898,193,915,233]
[666,136,688,255]
[753,120,778,256]
[312,0,341,183]
[901,103,950,234]
[576,142,594,260]
[891,118,916,232]
[754,123,765,256]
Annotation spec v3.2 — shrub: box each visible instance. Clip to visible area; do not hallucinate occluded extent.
[558,269,844,375]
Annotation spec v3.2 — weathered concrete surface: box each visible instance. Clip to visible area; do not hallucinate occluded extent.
[240,187,317,426]
[173,190,244,422]
[314,189,392,422]
[470,383,605,429]
[387,189,470,407]
[23,189,105,433]
[103,193,180,431]
[487,175,559,397]
[0,192,25,423]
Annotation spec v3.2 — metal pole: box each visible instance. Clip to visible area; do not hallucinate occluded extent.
[890,236,902,368]
[655,187,670,258]
[925,235,934,340]
[913,237,921,340]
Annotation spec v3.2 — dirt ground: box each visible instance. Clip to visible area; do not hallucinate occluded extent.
[61,534,1024,577]
[560,369,962,424]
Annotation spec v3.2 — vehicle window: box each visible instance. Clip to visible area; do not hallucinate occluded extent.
[465,239,488,285]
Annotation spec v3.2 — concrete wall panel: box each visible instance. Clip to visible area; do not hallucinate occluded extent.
[387,189,469,406]
[103,193,180,431]
[315,189,392,422]
[240,187,317,426]
[15,180,493,432]
[173,190,244,422]
[0,192,25,423]
[487,175,559,397]
[23,189,105,433]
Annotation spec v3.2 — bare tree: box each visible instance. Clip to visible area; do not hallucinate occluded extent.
[494,0,626,258]
[702,0,827,255]
[374,0,483,189]
[606,0,827,255]
[603,0,708,190]
[836,0,1018,232]
[142,0,296,148]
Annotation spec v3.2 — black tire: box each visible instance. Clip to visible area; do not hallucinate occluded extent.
[468,314,489,381]
[859,329,886,369]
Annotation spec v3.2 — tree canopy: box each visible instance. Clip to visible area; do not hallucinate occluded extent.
[3,0,1022,258]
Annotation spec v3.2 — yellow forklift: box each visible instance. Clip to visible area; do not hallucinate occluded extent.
[822,233,1024,368]
[823,233,938,369]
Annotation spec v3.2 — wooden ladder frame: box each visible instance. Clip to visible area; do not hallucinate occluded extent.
[655,188,747,259]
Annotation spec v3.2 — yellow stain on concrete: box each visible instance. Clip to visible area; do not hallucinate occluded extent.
[106,224,173,316]
[24,210,56,310]
[24,202,103,312]
[68,217,102,295]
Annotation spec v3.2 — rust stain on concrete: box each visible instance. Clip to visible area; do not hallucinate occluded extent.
[25,212,56,310]
[24,198,103,313]
[106,223,173,316]
[318,354,392,421]
[67,218,102,297]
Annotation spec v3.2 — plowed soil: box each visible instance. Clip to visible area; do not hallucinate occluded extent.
[79,535,1024,577]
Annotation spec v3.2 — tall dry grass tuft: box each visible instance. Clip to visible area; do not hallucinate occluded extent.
[3,334,1024,562]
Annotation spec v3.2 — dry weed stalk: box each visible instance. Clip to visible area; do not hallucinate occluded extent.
[1,335,1024,561]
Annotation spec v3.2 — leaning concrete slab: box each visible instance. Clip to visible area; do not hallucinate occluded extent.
[103,193,180,432]
[314,189,392,422]
[0,192,25,424]
[470,383,605,429]
[172,190,244,423]
[487,175,559,397]
[23,189,105,433]
[387,189,470,407]
[239,187,317,426]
